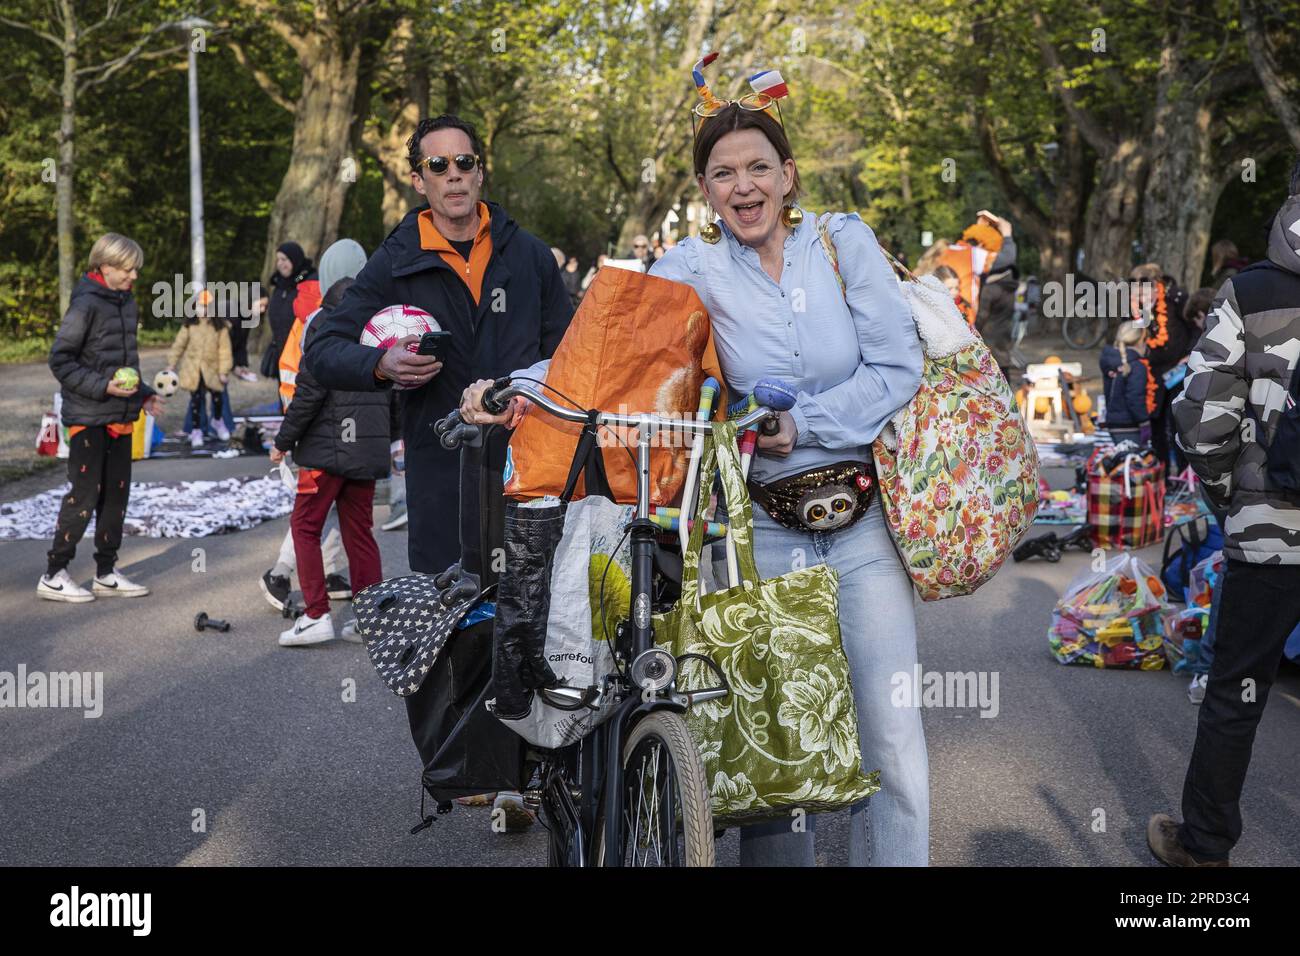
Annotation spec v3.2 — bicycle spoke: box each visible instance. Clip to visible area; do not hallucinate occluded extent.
[615,714,709,867]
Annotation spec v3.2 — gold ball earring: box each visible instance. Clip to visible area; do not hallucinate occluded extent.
[699,204,721,244]
[781,204,804,228]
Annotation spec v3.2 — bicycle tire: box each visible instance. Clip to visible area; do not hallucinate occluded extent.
[597,711,714,867]
[1061,313,1107,350]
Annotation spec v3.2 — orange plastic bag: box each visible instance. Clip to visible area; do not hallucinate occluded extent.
[504,268,725,506]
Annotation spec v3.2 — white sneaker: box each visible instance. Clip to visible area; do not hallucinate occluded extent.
[1188,673,1208,704]
[92,570,150,597]
[214,421,231,442]
[381,506,408,531]
[37,569,95,603]
[340,619,364,643]
[278,611,335,646]
[236,369,259,383]
[190,429,205,449]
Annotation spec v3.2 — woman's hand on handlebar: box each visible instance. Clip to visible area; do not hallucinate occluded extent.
[756,410,797,457]
[459,378,526,427]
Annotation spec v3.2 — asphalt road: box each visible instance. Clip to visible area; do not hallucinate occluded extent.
[2,451,1298,867]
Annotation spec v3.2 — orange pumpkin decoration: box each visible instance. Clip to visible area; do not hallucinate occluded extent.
[1034,396,1053,416]
[1073,392,1093,414]
[1045,355,1062,365]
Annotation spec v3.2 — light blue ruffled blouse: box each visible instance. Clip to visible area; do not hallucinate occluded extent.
[648,210,922,483]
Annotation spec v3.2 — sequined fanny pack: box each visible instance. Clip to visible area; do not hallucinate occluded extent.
[747,460,876,533]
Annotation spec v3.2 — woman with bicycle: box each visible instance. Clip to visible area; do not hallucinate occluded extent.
[463,61,927,867]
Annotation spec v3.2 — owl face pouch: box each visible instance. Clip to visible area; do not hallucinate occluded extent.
[747,460,876,533]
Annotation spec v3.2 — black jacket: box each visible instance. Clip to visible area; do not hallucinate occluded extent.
[304,202,573,572]
[275,319,399,480]
[49,275,155,427]
[1099,345,1151,427]
[1144,280,1193,381]
[263,250,317,378]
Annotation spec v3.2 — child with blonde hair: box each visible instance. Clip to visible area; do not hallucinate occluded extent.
[1100,320,1155,446]
[40,233,165,602]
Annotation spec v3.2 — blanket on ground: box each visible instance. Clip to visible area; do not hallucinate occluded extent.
[0,475,293,540]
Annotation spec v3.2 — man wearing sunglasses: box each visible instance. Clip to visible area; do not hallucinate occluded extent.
[305,114,573,575]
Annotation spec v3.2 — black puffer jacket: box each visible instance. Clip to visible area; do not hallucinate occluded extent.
[49,275,155,427]
[275,319,398,480]
[1173,193,1300,564]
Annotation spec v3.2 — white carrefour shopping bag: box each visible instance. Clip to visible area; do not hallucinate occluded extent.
[496,495,633,749]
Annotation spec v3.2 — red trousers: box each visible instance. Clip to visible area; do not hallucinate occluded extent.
[290,472,381,618]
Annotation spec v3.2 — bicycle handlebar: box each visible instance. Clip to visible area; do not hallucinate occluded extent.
[435,378,780,450]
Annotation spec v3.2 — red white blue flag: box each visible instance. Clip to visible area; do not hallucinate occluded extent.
[748,69,789,100]
[692,52,720,90]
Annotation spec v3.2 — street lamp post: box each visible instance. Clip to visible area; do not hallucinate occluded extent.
[173,16,213,309]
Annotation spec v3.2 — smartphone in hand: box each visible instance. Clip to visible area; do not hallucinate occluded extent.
[414,330,452,359]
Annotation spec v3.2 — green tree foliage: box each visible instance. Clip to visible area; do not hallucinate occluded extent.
[1,0,1295,340]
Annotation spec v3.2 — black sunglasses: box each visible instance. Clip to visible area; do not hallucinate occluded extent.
[417,153,481,175]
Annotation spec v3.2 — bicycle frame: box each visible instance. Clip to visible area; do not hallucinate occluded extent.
[450,379,771,865]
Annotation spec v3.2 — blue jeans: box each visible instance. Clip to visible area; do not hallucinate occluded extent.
[713,499,930,866]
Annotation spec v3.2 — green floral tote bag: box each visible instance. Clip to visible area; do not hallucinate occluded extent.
[656,421,880,825]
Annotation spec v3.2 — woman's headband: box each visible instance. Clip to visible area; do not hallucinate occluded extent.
[691,54,789,132]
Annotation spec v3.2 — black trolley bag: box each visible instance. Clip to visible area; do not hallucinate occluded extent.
[353,423,527,813]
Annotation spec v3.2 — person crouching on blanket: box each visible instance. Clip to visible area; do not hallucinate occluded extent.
[39,233,166,603]
[164,303,234,450]
[270,276,399,646]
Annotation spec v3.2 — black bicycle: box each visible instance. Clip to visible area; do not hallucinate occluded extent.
[437,377,779,867]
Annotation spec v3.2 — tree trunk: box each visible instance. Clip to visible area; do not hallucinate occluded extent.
[1082,139,1147,280]
[56,0,77,316]
[612,0,718,250]
[616,170,693,252]
[358,30,427,233]
[1036,125,1087,284]
[1242,0,1300,153]
[1142,96,1222,290]
[260,38,364,285]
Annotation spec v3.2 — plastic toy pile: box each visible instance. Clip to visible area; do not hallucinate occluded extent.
[1164,496,1213,527]
[1048,553,1172,669]
[1035,474,1088,525]
[1160,550,1221,673]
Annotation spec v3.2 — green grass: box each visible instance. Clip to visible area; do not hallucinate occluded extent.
[0,456,61,484]
[0,327,179,365]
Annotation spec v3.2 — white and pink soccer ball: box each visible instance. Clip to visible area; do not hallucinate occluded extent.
[360,305,441,390]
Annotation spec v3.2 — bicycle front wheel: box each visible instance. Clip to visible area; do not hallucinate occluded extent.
[603,711,714,867]
[1061,313,1107,350]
